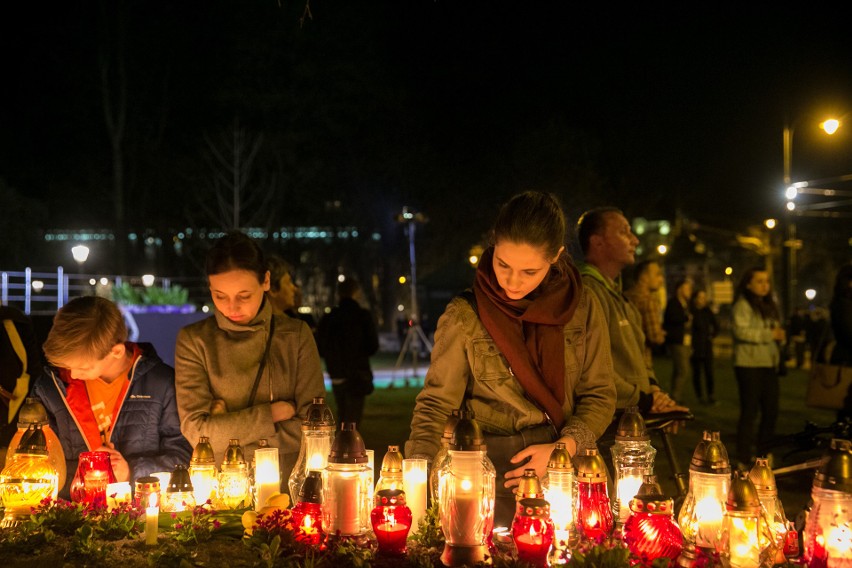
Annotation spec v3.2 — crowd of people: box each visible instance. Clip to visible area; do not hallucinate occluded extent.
[1,191,850,512]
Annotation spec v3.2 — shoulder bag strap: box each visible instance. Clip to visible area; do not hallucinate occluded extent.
[248,317,275,406]
[3,319,30,423]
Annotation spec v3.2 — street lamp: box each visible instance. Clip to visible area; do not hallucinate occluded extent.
[71,244,90,271]
[781,115,842,315]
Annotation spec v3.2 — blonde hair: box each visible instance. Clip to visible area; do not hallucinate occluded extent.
[43,296,128,364]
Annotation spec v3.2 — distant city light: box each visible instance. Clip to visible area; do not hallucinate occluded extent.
[725,266,733,276]
[805,289,817,300]
[785,186,798,200]
[397,304,405,312]
[398,276,407,284]
[468,255,479,265]
[656,244,668,255]
[89,278,97,286]
[141,274,156,287]
[202,305,210,313]
[100,277,109,286]
[786,201,796,211]
[337,274,346,282]
[764,218,777,229]
[658,221,671,236]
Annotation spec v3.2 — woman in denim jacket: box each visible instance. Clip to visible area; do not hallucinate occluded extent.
[405,191,616,527]
[731,266,786,467]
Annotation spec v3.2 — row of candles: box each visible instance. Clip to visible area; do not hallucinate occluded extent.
[0,398,849,568]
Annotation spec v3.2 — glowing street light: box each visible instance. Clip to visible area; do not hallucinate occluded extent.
[805,289,817,301]
[141,274,156,287]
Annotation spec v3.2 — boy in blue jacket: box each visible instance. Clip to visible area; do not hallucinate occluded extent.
[32,296,191,498]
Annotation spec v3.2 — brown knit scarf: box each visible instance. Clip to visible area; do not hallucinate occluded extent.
[473,246,581,430]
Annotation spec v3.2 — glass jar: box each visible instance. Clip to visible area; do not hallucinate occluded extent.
[69,450,117,508]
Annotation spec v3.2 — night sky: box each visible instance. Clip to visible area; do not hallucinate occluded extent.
[2,2,852,271]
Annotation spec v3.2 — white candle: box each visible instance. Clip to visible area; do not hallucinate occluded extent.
[254,447,280,512]
[151,471,172,490]
[403,458,427,532]
[106,481,132,511]
[145,493,158,546]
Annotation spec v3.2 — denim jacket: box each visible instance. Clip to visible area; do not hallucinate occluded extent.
[404,287,616,463]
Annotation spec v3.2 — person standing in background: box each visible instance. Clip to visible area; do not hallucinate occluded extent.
[266,254,317,332]
[828,263,852,422]
[315,277,379,428]
[689,289,719,406]
[663,278,693,403]
[731,267,785,467]
[624,260,667,369]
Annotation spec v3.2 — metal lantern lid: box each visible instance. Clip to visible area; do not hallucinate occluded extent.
[191,436,215,465]
[547,442,573,471]
[167,464,194,493]
[814,438,852,493]
[298,470,323,504]
[629,474,674,515]
[374,488,407,508]
[574,448,608,482]
[328,422,369,464]
[516,497,550,519]
[380,445,404,474]
[223,439,246,465]
[257,438,269,449]
[689,430,731,474]
[449,409,486,451]
[726,471,761,512]
[517,469,544,500]
[303,397,335,431]
[615,406,650,442]
[440,409,462,442]
[17,397,49,427]
[16,423,48,456]
[748,457,777,493]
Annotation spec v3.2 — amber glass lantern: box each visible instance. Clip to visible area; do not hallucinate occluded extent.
[437,410,495,567]
[322,422,371,540]
[803,438,852,568]
[218,439,250,509]
[162,464,196,512]
[543,441,574,564]
[574,448,613,543]
[291,470,324,546]
[189,436,218,505]
[70,450,117,508]
[429,409,460,506]
[375,445,404,494]
[622,475,683,564]
[748,457,789,565]
[371,488,413,556]
[610,407,656,526]
[0,424,59,527]
[289,397,335,501]
[677,430,731,560]
[512,497,555,567]
[5,398,67,489]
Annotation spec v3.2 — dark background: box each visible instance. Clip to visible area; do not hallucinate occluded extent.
[2,2,852,314]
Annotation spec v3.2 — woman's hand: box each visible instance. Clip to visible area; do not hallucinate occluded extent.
[503,436,577,490]
[271,401,296,422]
[99,444,130,482]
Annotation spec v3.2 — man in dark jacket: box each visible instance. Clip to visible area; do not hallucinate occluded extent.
[316,277,379,428]
[32,296,191,498]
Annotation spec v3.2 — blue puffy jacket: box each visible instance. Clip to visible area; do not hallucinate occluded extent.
[32,342,192,498]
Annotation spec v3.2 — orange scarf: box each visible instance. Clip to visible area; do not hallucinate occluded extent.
[473,247,580,429]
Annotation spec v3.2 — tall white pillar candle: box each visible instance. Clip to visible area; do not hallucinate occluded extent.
[254,447,280,512]
[403,458,428,532]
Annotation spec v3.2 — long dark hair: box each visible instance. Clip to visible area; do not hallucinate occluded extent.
[205,231,267,283]
[490,191,570,274]
[734,266,779,321]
